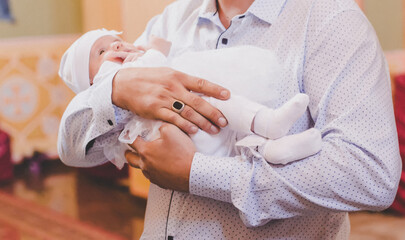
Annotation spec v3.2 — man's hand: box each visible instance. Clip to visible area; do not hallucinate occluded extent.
[125,124,196,192]
[112,67,230,135]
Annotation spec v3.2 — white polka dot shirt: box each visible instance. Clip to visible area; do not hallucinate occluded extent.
[58,0,402,239]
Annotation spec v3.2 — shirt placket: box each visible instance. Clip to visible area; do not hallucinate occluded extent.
[214,14,251,49]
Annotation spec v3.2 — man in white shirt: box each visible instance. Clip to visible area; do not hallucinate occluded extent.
[58,0,402,239]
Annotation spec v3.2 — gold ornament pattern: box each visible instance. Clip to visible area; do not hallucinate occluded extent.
[0,35,78,162]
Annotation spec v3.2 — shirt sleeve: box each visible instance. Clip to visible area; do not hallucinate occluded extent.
[57,68,119,167]
[189,10,402,227]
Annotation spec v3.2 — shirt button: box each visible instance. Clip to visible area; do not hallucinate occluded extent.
[222,38,228,45]
[107,120,113,126]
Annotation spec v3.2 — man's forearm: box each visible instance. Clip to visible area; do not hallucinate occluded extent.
[190,130,401,228]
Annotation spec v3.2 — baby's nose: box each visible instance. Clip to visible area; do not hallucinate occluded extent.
[111,41,122,51]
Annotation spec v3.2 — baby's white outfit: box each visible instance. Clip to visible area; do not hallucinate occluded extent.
[93,46,321,169]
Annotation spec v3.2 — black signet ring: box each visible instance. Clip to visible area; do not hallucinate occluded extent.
[172,100,185,114]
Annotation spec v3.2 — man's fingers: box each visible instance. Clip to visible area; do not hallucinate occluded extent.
[158,123,186,139]
[179,104,219,134]
[156,108,199,134]
[180,74,230,100]
[129,137,148,156]
[158,104,220,135]
[173,72,229,129]
[125,150,142,169]
[179,92,226,129]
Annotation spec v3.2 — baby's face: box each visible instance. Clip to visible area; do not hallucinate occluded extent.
[89,35,137,84]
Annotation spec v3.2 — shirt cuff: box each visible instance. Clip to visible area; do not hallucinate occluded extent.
[190,152,241,203]
[113,104,132,124]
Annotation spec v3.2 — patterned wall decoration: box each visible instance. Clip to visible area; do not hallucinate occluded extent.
[0,35,77,162]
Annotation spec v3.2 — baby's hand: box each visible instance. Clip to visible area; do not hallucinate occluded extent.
[103,51,131,63]
[120,41,143,53]
[123,51,145,63]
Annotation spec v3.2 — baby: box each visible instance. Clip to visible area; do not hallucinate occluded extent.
[59,29,322,169]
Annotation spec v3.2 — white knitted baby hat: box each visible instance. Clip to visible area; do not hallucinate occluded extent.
[58,29,121,93]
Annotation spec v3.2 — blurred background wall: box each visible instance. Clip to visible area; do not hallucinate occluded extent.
[363,0,403,51]
[0,0,82,38]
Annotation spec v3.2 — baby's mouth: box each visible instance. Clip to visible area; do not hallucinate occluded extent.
[107,52,128,63]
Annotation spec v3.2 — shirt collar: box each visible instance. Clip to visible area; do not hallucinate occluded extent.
[248,0,287,24]
[198,0,287,25]
[198,0,218,19]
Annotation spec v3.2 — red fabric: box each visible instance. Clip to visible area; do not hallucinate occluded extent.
[0,129,13,181]
[390,75,405,215]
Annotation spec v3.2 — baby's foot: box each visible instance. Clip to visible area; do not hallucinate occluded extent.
[260,128,322,164]
[254,93,309,139]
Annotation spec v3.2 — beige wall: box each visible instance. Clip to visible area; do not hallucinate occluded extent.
[81,0,122,32]
[364,0,403,50]
[0,0,174,40]
[0,0,82,38]
[80,0,174,42]
[121,0,175,42]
